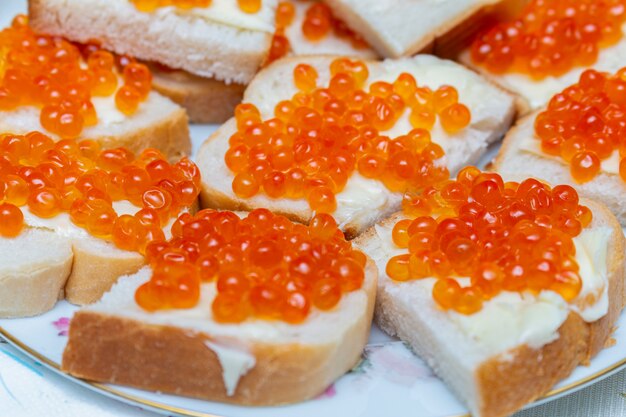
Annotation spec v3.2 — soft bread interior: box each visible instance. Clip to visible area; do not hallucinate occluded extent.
[322,0,504,58]
[29,0,277,84]
[459,22,626,111]
[354,199,625,417]
[495,113,626,226]
[0,227,73,318]
[198,54,515,236]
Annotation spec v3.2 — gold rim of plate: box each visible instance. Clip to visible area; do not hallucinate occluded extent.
[1,327,625,417]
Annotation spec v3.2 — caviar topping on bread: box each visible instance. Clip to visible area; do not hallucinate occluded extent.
[495,67,626,225]
[197,55,515,238]
[267,0,376,63]
[461,0,626,112]
[28,0,278,84]
[62,208,377,405]
[0,16,190,158]
[0,131,200,316]
[355,169,625,417]
[322,0,510,58]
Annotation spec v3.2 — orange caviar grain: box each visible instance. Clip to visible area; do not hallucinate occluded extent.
[276,1,295,28]
[0,203,24,237]
[238,0,261,14]
[387,169,591,315]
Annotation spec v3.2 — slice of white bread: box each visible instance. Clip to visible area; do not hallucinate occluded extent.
[494,112,626,226]
[321,0,513,58]
[197,54,516,238]
[0,92,191,160]
[0,227,73,318]
[354,199,625,417]
[62,256,377,405]
[28,0,278,85]
[458,20,626,113]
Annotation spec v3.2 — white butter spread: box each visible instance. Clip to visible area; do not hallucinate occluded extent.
[334,174,394,229]
[204,341,256,396]
[167,0,277,33]
[91,95,128,125]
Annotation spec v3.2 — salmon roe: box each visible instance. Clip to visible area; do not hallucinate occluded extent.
[534,67,626,183]
[130,0,261,13]
[226,58,472,213]
[267,1,369,64]
[0,16,152,138]
[135,209,366,324]
[471,0,626,79]
[0,130,200,251]
[387,168,591,315]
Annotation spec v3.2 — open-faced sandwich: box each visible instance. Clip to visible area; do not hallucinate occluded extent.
[460,0,626,113]
[496,67,626,226]
[196,54,516,238]
[355,168,625,417]
[0,130,200,317]
[62,208,376,405]
[0,15,190,158]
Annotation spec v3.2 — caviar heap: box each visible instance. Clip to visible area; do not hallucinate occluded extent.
[135,209,367,323]
[130,0,261,13]
[0,131,200,252]
[268,1,369,63]
[471,0,626,79]
[534,68,626,183]
[226,58,471,213]
[386,168,592,315]
[0,16,152,138]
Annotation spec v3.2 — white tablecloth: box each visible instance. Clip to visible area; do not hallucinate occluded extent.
[0,337,624,417]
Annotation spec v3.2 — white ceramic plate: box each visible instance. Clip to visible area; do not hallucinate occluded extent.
[2,1,626,416]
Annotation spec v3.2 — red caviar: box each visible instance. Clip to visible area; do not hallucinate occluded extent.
[226,58,472,212]
[0,16,151,137]
[471,0,626,79]
[135,209,366,324]
[130,0,262,13]
[387,168,590,314]
[0,131,199,250]
[534,67,626,183]
[267,1,369,64]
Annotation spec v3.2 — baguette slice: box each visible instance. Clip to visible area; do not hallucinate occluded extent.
[0,92,191,160]
[197,54,515,238]
[62,256,377,405]
[0,227,73,318]
[144,0,377,124]
[458,20,626,113]
[28,0,277,84]
[322,0,512,58]
[494,112,626,226]
[354,199,625,417]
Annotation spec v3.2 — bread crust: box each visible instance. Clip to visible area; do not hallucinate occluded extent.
[62,260,378,405]
[151,68,245,124]
[356,199,625,417]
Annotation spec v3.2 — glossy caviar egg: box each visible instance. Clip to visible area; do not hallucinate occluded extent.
[225,59,473,212]
[0,17,152,137]
[387,169,591,315]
